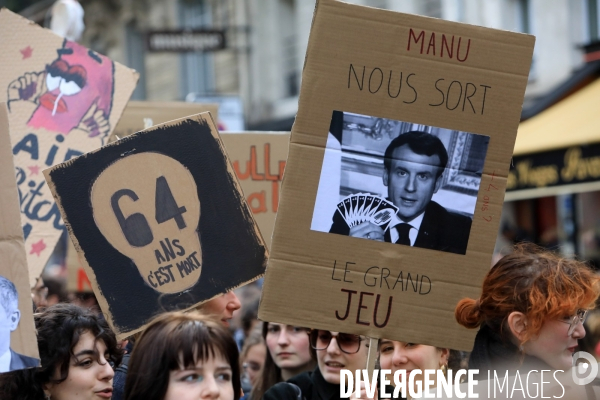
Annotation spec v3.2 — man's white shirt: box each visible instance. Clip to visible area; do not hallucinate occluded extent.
[0,348,11,372]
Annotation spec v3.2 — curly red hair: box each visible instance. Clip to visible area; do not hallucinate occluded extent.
[456,243,600,346]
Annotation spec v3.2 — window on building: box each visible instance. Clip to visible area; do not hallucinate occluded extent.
[126,22,147,100]
[179,0,215,99]
[279,0,298,98]
[587,0,600,40]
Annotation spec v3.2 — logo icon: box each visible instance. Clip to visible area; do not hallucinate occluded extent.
[572,351,599,385]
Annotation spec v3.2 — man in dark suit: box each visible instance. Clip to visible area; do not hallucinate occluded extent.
[0,275,39,372]
[330,131,471,254]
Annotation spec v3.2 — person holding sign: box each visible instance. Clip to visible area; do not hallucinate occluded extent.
[456,244,600,376]
[124,311,241,400]
[330,132,472,255]
[0,275,39,372]
[0,303,121,399]
[263,329,376,400]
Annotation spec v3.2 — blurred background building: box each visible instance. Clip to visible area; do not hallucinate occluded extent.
[5,0,600,265]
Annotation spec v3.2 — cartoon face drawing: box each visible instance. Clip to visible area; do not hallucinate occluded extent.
[27,40,114,136]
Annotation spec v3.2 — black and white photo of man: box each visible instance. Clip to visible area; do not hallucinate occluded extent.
[329,131,472,254]
[0,275,38,372]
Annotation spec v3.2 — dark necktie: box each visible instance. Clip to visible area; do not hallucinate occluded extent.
[395,223,412,245]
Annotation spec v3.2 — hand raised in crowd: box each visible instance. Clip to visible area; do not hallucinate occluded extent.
[349,221,385,241]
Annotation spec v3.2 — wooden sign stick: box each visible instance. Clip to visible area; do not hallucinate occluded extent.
[366,337,378,376]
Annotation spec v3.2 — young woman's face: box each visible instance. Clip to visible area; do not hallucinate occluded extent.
[315,331,368,385]
[46,331,114,400]
[243,343,266,386]
[524,316,585,370]
[165,353,235,400]
[265,323,312,371]
[378,340,448,389]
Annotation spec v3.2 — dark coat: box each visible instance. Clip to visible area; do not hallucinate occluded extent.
[262,368,404,400]
[329,200,471,255]
[9,348,39,371]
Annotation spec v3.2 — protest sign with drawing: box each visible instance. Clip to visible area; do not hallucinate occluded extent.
[0,104,39,373]
[259,0,535,351]
[0,9,138,287]
[44,112,268,338]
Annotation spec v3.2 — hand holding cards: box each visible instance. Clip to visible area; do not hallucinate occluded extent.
[336,193,399,236]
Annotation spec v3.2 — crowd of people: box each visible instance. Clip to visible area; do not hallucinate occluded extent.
[1,243,600,399]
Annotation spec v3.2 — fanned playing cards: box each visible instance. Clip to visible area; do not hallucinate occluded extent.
[335,193,398,229]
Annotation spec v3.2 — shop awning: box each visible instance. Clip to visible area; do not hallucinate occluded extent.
[506,79,600,201]
[514,78,600,156]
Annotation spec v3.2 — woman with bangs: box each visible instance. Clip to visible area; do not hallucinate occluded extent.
[455,243,600,376]
[125,311,240,400]
[0,303,122,400]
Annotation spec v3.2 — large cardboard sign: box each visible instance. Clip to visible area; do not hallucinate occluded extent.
[44,113,268,337]
[108,101,219,142]
[0,9,138,286]
[220,132,289,248]
[259,0,534,351]
[0,104,39,372]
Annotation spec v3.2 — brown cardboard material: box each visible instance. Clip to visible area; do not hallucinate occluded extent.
[0,9,139,287]
[65,236,92,293]
[44,112,268,338]
[220,132,289,248]
[259,0,534,351]
[108,101,219,142]
[0,103,39,371]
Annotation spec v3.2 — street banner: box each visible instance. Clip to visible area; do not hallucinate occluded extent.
[258,0,535,351]
[0,103,39,372]
[0,9,138,286]
[45,113,268,337]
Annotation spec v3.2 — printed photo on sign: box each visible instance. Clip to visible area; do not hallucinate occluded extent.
[311,111,490,255]
[44,113,268,337]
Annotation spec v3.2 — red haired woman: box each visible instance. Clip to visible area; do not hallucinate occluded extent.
[456,244,600,375]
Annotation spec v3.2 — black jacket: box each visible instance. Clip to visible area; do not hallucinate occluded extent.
[262,368,404,400]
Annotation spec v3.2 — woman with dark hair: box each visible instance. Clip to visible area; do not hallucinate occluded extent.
[456,243,600,376]
[263,329,375,399]
[0,303,122,400]
[125,311,241,400]
[249,322,315,400]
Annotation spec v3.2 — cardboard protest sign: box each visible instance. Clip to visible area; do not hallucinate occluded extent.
[108,101,219,142]
[0,9,138,287]
[44,113,268,337]
[66,236,92,293]
[219,132,289,248]
[259,0,534,351]
[0,103,40,372]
